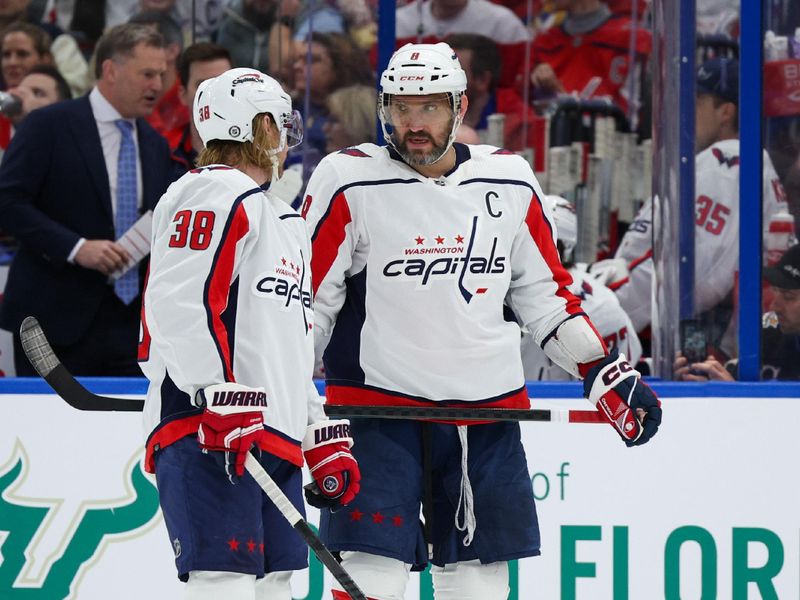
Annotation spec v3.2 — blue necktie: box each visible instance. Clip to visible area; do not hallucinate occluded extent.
[114,120,139,305]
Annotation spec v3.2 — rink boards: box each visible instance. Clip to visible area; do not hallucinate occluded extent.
[1,380,799,599]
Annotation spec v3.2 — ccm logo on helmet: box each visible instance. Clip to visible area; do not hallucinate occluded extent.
[601,360,634,386]
[399,76,425,81]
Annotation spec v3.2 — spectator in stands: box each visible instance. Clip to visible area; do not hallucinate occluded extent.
[293,0,376,49]
[291,31,372,156]
[0,64,71,255]
[216,0,297,83]
[529,0,650,126]
[0,23,176,376]
[595,58,787,354]
[0,0,89,95]
[1,22,52,89]
[136,0,224,43]
[129,10,186,147]
[293,0,346,38]
[5,63,71,126]
[171,42,232,170]
[396,0,530,43]
[448,32,538,151]
[522,196,642,380]
[674,244,800,381]
[0,22,52,156]
[323,83,376,153]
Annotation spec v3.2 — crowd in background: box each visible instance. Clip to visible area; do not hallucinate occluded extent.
[0,0,798,380]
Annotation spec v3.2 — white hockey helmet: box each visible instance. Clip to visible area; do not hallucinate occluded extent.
[194,67,303,151]
[379,42,467,160]
[545,195,578,263]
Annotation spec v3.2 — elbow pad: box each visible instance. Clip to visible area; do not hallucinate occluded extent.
[541,315,607,378]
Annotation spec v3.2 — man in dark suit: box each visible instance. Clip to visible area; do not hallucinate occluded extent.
[0,23,177,376]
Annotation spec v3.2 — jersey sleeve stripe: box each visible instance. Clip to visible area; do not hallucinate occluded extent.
[524,192,583,316]
[311,191,352,296]
[628,248,653,271]
[203,191,255,382]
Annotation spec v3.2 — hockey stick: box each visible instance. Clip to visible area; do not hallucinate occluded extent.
[323,404,605,423]
[243,454,366,600]
[20,316,145,411]
[21,316,603,423]
[19,317,368,600]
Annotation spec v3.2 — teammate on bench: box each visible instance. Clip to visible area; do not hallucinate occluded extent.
[303,42,661,600]
[139,68,360,599]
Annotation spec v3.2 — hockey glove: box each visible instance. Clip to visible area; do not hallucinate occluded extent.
[196,383,269,484]
[583,348,662,446]
[302,420,361,510]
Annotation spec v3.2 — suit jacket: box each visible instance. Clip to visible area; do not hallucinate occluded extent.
[0,96,176,345]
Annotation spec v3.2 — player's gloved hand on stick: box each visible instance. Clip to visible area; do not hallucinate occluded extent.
[583,348,662,446]
[302,419,361,510]
[195,383,269,484]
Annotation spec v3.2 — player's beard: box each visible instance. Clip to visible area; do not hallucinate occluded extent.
[395,118,453,166]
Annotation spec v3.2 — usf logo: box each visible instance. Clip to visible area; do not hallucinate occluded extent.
[0,445,160,599]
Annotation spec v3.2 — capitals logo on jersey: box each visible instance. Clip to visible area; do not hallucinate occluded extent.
[382,215,506,303]
[253,252,313,330]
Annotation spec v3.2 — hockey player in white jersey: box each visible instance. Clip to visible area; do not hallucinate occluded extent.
[303,42,661,600]
[522,196,642,380]
[595,58,787,353]
[139,68,360,599]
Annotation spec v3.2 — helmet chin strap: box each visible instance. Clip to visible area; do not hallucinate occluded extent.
[264,129,288,184]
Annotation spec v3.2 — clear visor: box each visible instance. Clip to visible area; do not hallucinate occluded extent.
[383,94,454,128]
[284,109,304,149]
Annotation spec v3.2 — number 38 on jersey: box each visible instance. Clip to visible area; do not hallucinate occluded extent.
[169,209,215,250]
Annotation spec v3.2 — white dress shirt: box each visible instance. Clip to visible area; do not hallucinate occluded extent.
[69,87,143,262]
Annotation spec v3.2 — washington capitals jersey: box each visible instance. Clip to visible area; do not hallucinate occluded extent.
[303,143,589,408]
[139,166,321,472]
[522,268,641,380]
[614,139,786,331]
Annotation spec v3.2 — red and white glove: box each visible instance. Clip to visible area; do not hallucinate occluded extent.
[583,349,662,446]
[196,383,269,483]
[302,420,361,509]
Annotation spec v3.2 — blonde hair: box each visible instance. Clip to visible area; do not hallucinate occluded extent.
[327,85,377,145]
[196,113,279,170]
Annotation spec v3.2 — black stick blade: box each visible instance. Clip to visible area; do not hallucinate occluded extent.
[19,316,145,412]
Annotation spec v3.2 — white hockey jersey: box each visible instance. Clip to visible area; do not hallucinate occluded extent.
[522,268,642,380]
[139,166,321,472]
[614,139,786,331]
[303,143,595,407]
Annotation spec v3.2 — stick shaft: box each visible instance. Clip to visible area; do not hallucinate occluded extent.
[324,404,604,424]
[244,455,366,600]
